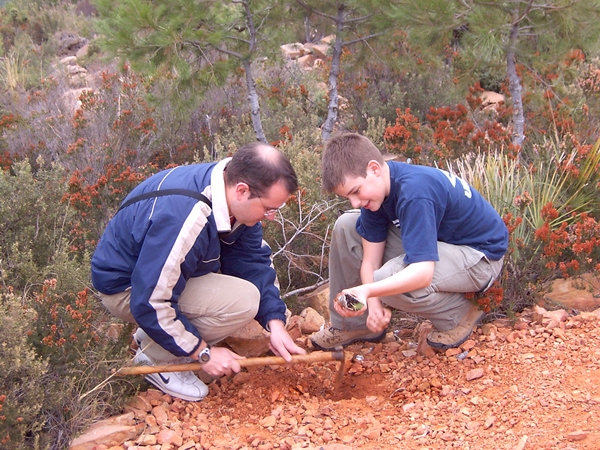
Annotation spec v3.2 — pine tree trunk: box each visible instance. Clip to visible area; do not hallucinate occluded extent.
[243,59,267,143]
[507,8,525,149]
[321,5,345,142]
[240,0,267,144]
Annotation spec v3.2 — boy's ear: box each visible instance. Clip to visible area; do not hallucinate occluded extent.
[367,160,382,176]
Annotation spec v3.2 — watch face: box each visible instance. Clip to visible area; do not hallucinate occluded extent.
[199,347,210,363]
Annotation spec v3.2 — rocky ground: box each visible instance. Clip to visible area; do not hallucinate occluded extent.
[72,302,600,450]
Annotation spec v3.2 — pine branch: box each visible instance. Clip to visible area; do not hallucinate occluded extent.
[343,31,385,47]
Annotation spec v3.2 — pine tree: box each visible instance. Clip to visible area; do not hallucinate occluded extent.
[95,0,289,143]
[294,0,391,141]
[387,0,600,148]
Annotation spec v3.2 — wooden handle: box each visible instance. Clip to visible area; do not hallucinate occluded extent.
[115,349,344,376]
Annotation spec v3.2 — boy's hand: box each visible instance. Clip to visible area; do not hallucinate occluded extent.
[366,297,391,333]
[333,288,368,317]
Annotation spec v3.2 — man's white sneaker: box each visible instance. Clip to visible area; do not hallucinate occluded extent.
[133,328,148,347]
[133,349,209,402]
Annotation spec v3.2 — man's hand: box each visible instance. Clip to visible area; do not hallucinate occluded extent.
[268,319,306,361]
[200,347,245,378]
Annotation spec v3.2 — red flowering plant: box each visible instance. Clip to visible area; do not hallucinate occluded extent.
[28,280,98,367]
[384,108,426,164]
[453,136,600,316]
[535,206,600,280]
[62,161,157,253]
[465,282,505,314]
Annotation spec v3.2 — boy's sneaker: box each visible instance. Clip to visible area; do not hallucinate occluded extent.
[133,349,209,402]
[426,303,484,350]
[310,325,386,350]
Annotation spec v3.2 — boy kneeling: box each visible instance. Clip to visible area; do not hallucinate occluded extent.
[311,133,508,351]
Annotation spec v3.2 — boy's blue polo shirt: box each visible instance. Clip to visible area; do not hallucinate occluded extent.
[356,162,508,264]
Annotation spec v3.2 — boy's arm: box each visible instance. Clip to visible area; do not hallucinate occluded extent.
[364,260,434,298]
[353,238,435,299]
[360,238,386,284]
[339,239,435,331]
[334,238,385,319]
[358,239,391,332]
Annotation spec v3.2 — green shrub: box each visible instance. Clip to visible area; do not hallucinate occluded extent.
[454,137,600,316]
[25,276,137,450]
[0,158,138,448]
[0,160,75,291]
[0,288,48,450]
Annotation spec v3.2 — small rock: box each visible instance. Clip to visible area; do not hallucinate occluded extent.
[418,381,431,391]
[299,283,330,321]
[484,416,496,429]
[307,43,330,59]
[156,429,183,446]
[232,371,252,385]
[299,307,325,333]
[135,434,156,445]
[402,403,415,413]
[445,347,462,357]
[513,319,529,330]
[466,368,484,381]
[365,427,382,439]
[461,339,476,351]
[566,430,588,441]
[440,432,456,441]
[124,395,152,413]
[543,273,600,310]
[260,415,277,427]
[152,405,168,426]
[69,419,143,450]
[60,56,77,65]
[280,42,305,59]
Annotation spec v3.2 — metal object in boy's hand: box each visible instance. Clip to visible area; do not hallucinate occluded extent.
[335,291,365,311]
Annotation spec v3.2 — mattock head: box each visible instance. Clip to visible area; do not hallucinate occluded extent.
[333,345,346,389]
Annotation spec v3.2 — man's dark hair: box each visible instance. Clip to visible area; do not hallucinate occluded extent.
[225,142,298,197]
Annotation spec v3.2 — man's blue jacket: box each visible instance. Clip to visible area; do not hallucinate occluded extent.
[91,160,287,357]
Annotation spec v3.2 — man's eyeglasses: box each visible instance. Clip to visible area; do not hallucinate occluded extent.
[259,197,286,217]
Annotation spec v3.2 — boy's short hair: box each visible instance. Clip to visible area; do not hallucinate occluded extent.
[321,133,384,193]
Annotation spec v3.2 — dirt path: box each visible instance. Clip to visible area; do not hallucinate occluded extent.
[118,306,600,450]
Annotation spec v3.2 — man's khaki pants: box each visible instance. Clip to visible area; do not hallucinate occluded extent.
[328,211,504,332]
[99,273,260,362]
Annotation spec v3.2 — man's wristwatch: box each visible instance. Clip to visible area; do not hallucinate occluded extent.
[198,344,211,363]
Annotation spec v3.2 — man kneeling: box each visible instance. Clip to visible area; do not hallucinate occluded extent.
[92,142,305,401]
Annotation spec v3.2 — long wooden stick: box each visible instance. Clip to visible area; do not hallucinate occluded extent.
[115,349,345,376]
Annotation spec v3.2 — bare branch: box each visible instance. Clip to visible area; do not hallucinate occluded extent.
[343,31,386,47]
[282,279,329,299]
[343,12,377,24]
[295,0,337,21]
[212,45,244,60]
[268,190,345,293]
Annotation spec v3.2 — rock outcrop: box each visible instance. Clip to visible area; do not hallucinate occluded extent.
[280,35,334,71]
